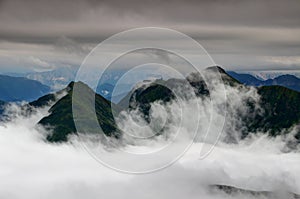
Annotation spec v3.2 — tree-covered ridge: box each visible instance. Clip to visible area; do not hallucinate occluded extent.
[119,66,300,141]
[249,85,300,136]
[36,66,300,143]
[38,82,120,142]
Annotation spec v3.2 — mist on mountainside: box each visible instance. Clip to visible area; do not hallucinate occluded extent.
[0,73,300,199]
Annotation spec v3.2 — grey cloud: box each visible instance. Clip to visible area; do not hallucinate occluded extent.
[0,0,300,41]
[0,0,299,72]
[54,36,90,55]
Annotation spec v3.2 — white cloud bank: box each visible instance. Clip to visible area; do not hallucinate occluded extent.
[0,83,300,199]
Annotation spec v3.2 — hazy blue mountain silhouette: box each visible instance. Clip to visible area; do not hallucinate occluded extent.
[227,71,300,92]
[0,75,50,102]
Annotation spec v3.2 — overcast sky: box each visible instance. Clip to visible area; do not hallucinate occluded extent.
[0,0,300,73]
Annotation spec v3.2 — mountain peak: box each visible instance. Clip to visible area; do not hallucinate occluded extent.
[205,66,226,74]
[38,81,120,142]
[67,81,75,88]
[66,81,94,92]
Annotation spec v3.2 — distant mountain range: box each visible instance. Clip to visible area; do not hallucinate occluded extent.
[227,71,300,92]
[25,66,77,91]
[2,67,300,100]
[7,67,300,101]
[243,70,300,80]
[0,75,50,102]
[24,67,132,102]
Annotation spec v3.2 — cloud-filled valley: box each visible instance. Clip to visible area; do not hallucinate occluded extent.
[0,76,300,199]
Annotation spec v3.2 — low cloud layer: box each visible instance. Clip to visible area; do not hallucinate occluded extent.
[0,79,300,198]
[0,110,299,199]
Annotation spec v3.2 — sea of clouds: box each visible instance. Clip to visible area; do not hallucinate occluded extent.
[0,82,299,199]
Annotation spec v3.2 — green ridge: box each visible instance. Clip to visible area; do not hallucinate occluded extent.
[38,82,120,142]
[37,66,300,142]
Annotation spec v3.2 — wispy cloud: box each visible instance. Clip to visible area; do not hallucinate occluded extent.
[264,56,300,66]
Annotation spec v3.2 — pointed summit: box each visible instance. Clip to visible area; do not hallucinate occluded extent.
[38,81,120,142]
[205,65,227,74]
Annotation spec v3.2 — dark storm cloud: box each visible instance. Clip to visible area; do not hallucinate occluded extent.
[0,0,299,72]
